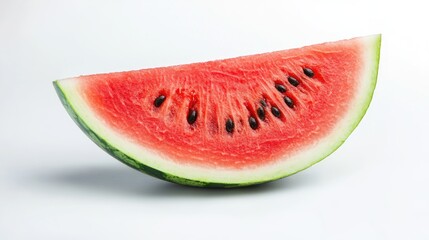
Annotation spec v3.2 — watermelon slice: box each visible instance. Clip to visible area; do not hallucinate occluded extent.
[54,35,381,187]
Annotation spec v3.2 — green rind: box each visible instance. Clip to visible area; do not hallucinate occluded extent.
[54,82,254,187]
[54,36,381,188]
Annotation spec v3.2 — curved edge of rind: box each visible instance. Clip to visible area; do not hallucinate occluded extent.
[54,81,243,188]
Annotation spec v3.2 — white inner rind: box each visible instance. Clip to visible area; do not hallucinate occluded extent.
[57,35,380,184]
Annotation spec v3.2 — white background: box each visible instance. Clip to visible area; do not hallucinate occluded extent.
[1,0,428,239]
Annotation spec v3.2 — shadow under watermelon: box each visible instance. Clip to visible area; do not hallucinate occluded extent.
[34,163,319,198]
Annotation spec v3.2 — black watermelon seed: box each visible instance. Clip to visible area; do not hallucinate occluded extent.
[287,76,300,87]
[256,107,265,121]
[248,116,258,130]
[154,95,166,107]
[271,107,281,118]
[275,84,287,93]
[187,109,198,124]
[284,96,294,108]
[260,99,267,107]
[303,68,314,78]
[225,119,235,133]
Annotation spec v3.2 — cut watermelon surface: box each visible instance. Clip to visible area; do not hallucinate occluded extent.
[54,35,381,187]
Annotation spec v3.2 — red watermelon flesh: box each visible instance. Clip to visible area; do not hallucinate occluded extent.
[54,35,380,186]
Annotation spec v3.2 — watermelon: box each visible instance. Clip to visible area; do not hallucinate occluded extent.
[54,35,381,187]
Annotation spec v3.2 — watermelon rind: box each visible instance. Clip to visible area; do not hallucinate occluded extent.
[54,83,244,187]
[54,35,381,187]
